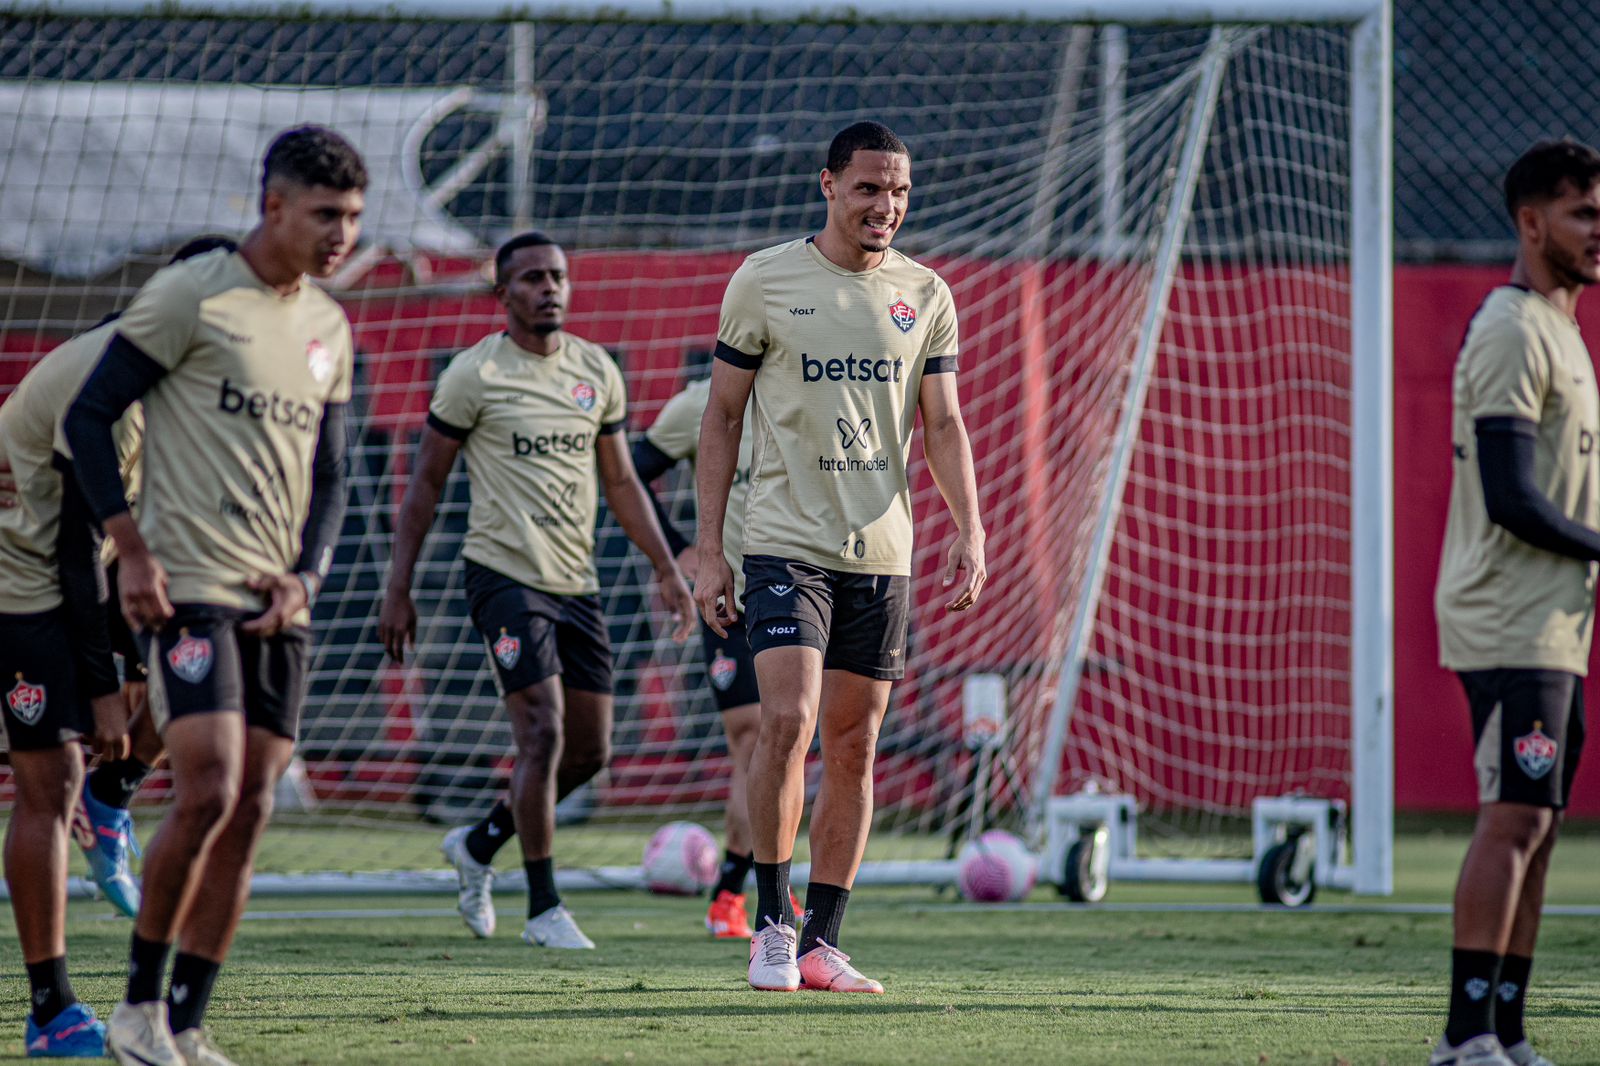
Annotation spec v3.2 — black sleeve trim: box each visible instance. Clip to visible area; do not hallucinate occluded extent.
[1475,416,1600,561]
[62,332,166,522]
[425,411,471,441]
[925,355,959,375]
[631,437,678,484]
[55,466,121,699]
[713,341,762,370]
[600,419,627,436]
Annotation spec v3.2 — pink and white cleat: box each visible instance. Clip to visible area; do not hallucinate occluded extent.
[797,941,884,994]
[747,917,800,992]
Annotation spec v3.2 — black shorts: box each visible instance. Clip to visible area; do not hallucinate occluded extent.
[741,555,909,681]
[701,616,759,712]
[0,607,91,752]
[464,561,613,696]
[142,605,311,741]
[1458,669,1587,810]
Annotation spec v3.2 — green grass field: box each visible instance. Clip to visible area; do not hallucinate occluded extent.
[4,827,1597,1065]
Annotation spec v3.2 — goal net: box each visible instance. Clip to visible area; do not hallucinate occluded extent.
[0,2,1390,894]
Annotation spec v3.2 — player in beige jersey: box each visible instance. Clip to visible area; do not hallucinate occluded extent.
[1431,141,1600,1066]
[379,232,692,951]
[64,127,365,1066]
[697,123,987,994]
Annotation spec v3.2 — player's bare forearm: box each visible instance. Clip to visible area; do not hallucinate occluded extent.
[695,360,755,558]
[385,427,459,595]
[920,374,987,610]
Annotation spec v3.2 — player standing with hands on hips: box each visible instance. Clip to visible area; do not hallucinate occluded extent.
[696,122,987,994]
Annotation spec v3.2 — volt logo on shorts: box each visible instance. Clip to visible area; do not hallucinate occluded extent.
[493,629,522,669]
[771,584,794,597]
[765,625,798,637]
[837,417,873,450]
[168,632,214,684]
[6,673,46,725]
[709,653,738,691]
[1514,721,1559,780]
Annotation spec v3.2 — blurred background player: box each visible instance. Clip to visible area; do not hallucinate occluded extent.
[696,122,987,993]
[1432,139,1600,1066]
[379,231,693,950]
[66,126,363,1066]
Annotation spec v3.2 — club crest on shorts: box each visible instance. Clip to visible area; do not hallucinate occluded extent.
[6,673,46,725]
[167,631,214,684]
[1514,721,1558,780]
[709,653,738,691]
[571,382,597,412]
[888,294,917,334]
[493,628,521,669]
[306,338,335,384]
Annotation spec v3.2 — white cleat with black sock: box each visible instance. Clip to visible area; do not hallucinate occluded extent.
[1430,1034,1516,1066]
[1503,1041,1557,1066]
[797,940,885,993]
[747,917,800,992]
[107,1000,183,1066]
[173,1027,240,1066]
[441,825,497,938]
[522,904,595,949]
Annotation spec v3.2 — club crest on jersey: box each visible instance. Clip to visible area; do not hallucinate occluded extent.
[571,382,597,412]
[493,629,521,669]
[6,674,46,725]
[306,339,335,384]
[1514,722,1558,780]
[167,632,214,684]
[709,653,738,691]
[888,295,917,334]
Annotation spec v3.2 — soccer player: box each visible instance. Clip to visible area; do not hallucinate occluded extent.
[696,122,987,993]
[1432,139,1600,1066]
[378,231,694,950]
[65,126,364,1066]
[632,375,765,938]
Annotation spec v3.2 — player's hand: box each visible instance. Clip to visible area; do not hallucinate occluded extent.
[658,565,696,643]
[675,544,699,587]
[378,586,418,665]
[693,545,738,639]
[88,691,131,763]
[242,573,309,637]
[0,456,16,509]
[942,526,987,612]
[118,548,174,632]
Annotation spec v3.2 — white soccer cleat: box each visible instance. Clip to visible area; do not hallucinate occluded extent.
[747,917,800,992]
[107,1000,183,1066]
[521,904,595,949]
[1431,1034,1516,1066]
[441,825,496,938]
[1504,1042,1557,1066]
[173,1027,239,1066]
[797,940,885,994]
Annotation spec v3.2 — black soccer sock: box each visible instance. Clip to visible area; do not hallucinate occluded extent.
[87,757,154,810]
[753,859,795,931]
[166,953,221,1035]
[465,801,518,865]
[713,849,754,898]
[25,956,76,1026]
[798,882,850,956]
[127,934,172,1005]
[525,858,561,919]
[1495,954,1533,1049]
[1444,948,1502,1046]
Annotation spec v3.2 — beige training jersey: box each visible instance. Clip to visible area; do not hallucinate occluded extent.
[0,322,144,614]
[1436,285,1600,675]
[716,237,958,575]
[429,331,627,597]
[644,377,755,573]
[115,251,354,613]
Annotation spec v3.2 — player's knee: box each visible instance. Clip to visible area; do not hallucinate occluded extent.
[758,704,812,755]
[229,784,276,833]
[1482,804,1555,854]
[562,740,610,784]
[827,725,879,772]
[172,782,238,835]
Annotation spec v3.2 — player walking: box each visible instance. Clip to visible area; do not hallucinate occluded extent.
[696,122,987,993]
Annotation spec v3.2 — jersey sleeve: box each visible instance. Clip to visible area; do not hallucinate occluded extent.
[714,259,768,368]
[923,277,960,375]
[329,318,355,405]
[427,353,482,439]
[1461,315,1546,423]
[112,264,201,371]
[600,352,627,433]
[644,382,706,461]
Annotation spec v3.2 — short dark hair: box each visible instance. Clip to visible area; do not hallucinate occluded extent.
[1504,139,1600,220]
[261,126,369,206]
[170,235,237,263]
[826,122,909,175]
[494,230,561,284]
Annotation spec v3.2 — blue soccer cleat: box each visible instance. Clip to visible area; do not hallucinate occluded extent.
[77,786,142,918]
[25,1002,107,1058]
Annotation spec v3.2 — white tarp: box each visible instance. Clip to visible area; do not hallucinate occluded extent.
[0,82,481,277]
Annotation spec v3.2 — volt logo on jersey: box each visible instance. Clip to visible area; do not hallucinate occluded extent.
[888,296,917,333]
[837,417,873,450]
[572,382,597,412]
[6,674,46,725]
[1514,722,1558,780]
[494,629,522,669]
[168,632,214,684]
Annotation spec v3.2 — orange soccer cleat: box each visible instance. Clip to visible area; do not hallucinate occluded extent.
[706,889,754,939]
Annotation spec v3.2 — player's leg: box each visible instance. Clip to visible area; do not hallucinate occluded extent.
[79,680,162,919]
[704,617,761,938]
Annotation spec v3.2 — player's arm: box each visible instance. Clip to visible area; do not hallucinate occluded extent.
[53,456,130,759]
[919,370,987,612]
[599,431,694,642]
[1476,418,1600,558]
[630,434,694,577]
[243,401,349,637]
[378,422,463,663]
[695,358,756,636]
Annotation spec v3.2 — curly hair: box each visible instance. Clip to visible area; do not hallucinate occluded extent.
[261,125,369,207]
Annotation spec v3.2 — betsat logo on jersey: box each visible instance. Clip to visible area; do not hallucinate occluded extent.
[168,631,214,684]
[6,675,46,725]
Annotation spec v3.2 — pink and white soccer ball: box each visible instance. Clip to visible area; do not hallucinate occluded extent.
[641,821,720,895]
[956,830,1038,902]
